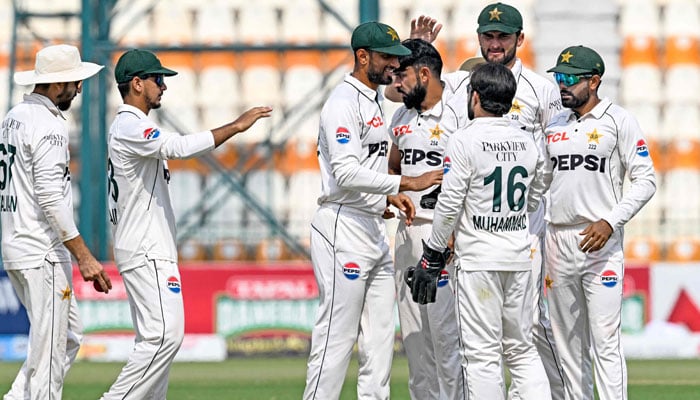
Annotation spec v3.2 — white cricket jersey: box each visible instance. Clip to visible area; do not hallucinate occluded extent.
[389,81,469,222]
[0,94,77,269]
[427,118,546,271]
[108,104,215,272]
[543,98,656,231]
[317,74,401,215]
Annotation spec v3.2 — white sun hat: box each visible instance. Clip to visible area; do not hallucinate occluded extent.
[14,44,104,86]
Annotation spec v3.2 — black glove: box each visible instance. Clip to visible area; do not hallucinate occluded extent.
[419,185,441,209]
[410,241,449,304]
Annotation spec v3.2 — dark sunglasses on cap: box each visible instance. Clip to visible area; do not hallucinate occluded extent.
[553,72,593,87]
[139,74,165,87]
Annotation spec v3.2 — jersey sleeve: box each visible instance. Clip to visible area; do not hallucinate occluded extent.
[32,127,79,242]
[540,80,563,127]
[323,97,401,195]
[119,118,215,160]
[428,134,472,250]
[528,142,547,213]
[602,114,657,231]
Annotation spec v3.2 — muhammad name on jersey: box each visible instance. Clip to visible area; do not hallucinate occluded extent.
[472,214,527,232]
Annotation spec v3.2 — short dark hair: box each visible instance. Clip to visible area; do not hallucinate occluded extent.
[395,39,442,79]
[117,81,131,99]
[469,62,517,116]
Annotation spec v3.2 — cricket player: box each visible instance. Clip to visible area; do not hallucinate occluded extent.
[1,44,111,400]
[303,22,442,400]
[410,62,551,400]
[543,45,656,400]
[101,49,271,400]
[471,4,566,398]
[388,38,467,400]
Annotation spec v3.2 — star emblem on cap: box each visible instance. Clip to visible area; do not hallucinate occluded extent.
[387,27,399,41]
[560,51,574,63]
[510,99,522,114]
[587,129,603,144]
[489,7,503,21]
[61,286,72,300]
[429,124,444,141]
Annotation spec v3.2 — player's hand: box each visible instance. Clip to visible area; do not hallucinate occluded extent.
[388,193,415,225]
[381,206,396,220]
[410,15,442,43]
[446,233,455,264]
[78,256,112,294]
[232,106,273,133]
[401,169,442,192]
[410,240,448,304]
[578,219,613,253]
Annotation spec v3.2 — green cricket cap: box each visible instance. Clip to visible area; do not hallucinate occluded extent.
[351,21,411,56]
[547,45,605,76]
[114,49,178,84]
[477,2,523,34]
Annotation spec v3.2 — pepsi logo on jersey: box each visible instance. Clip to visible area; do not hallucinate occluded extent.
[143,127,160,140]
[600,270,619,288]
[167,276,182,293]
[443,156,452,174]
[335,127,350,144]
[343,262,361,280]
[636,139,649,157]
[437,270,449,288]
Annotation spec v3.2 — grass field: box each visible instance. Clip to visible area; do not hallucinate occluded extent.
[1,357,700,399]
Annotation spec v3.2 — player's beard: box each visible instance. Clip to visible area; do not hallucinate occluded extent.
[561,88,589,109]
[482,45,517,66]
[401,82,426,111]
[145,92,162,110]
[56,87,75,111]
[367,63,393,85]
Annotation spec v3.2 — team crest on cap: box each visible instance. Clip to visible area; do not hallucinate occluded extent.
[167,276,182,293]
[636,139,649,157]
[600,270,619,288]
[336,127,350,144]
[489,7,503,21]
[437,269,449,288]
[343,262,361,280]
[560,51,574,63]
[443,156,452,174]
[386,27,399,41]
[143,127,160,140]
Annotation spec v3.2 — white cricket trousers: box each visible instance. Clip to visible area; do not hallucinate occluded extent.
[545,223,627,400]
[4,260,82,400]
[101,259,184,400]
[457,268,552,400]
[393,220,465,400]
[508,231,565,400]
[303,204,396,400]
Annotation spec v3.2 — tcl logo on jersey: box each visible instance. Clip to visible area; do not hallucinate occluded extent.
[335,127,350,144]
[600,270,619,288]
[399,149,442,166]
[636,139,649,157]
[546,131,570,144]
[550,154,607,173]
[366,116,384,128]
[368,141,388,158]
[143,127,160,140]
[167,276,182,293]
[443,156,451,174]
[437,270,449,288]
[343,263,361,280]
[392,124,412,137]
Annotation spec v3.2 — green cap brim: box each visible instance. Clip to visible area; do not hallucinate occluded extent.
[546,65,596,75]
[477,24,520,34]
[141,66,178,77]
[370,44,411,56]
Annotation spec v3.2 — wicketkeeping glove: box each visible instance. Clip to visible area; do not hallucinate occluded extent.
[410,241,450,305]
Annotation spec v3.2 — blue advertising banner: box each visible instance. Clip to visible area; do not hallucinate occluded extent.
[0,269,29,334]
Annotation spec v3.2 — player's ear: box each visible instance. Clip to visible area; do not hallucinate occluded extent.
[515,31,524,48]
[589,75,601,92]
[354,48,370,66]
[418,66,431,83]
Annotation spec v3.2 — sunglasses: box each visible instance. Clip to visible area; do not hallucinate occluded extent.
[553,72,593,87]
[139,74,165,87]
